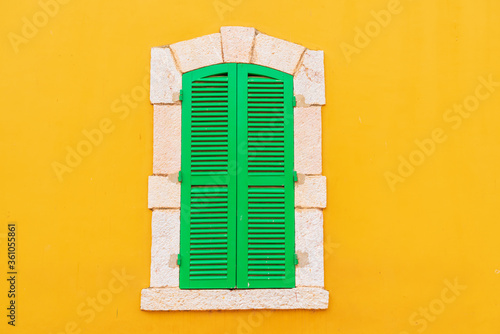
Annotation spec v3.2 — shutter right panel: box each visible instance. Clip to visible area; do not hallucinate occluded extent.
[236,64,295,289]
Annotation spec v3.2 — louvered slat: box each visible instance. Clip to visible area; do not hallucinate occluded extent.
[189,186,229,280]
[247,186,286,279]
[247,73,285,175]
[191,73,229,175]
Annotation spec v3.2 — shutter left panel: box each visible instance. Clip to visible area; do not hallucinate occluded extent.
[180,64,237,289]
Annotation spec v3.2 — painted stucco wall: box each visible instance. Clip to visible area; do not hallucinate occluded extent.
[1,0,500,333]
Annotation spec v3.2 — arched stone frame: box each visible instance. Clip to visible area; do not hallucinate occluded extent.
[141,26,328,311]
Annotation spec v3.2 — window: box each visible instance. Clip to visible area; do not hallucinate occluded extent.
[142,27,328,310]
[179,63,295,289]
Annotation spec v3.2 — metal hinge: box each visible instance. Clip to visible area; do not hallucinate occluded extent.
[294,253,299,265]
[179,89,184,101]
[293,171,298,182]
[177,254,181,266]
[178,171,183,182]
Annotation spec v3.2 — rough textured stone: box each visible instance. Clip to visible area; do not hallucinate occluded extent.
[150,47,182,104]
[295,209,324,287]
[153,105,181,175]
[148,176,180,209]
[221,26,255,63]
[295,175,327,208]
[151,210,180,287]
[141,287,329,310]
[251,33,305,75]
[294,50,326,105]
[294,107,322,174]
[170,33,223,73]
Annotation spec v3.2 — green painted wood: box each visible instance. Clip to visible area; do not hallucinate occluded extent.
[179,63,238,289]
[236,63,295,289]
[180,63,294,290]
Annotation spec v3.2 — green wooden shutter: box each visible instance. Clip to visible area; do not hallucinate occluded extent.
[236,64,295,288]
[179,64,237,289]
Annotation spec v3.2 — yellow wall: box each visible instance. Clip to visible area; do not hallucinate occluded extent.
[1,0,500,333]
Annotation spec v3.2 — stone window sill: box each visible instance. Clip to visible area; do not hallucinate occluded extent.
[141,287,329,311]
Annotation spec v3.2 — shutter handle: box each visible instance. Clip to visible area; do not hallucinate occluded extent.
[294,254,299,265]
[177,254,181,266]
[293,171,298,182]
[178,171,183,182]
